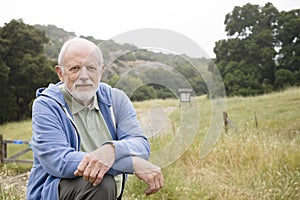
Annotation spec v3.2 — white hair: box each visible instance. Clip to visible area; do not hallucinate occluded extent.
[57,37,104,68]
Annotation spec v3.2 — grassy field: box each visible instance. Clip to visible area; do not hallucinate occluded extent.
[0,87,300,199]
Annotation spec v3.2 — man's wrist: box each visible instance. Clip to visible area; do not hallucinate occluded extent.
[103,141,115,148]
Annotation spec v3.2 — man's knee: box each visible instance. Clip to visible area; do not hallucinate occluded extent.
[59,175,116,200]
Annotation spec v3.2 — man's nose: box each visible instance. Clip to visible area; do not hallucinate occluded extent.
[78,66,89,79]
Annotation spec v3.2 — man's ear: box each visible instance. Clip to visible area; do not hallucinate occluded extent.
[55,65,64,82]
[100,65,105,76]
[98,65,105,82]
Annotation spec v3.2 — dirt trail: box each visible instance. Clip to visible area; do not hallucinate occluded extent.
[136,105,177,138]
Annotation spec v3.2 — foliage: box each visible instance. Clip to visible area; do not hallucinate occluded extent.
[214,2,300,96]
[34,24,211,102]
[0,20,57,124]
[102,49,210,101]
[276,8,300,86]
[3,2,299,123]
[0,19,212,124]
[34,24,76,61]
[130,85,157,101]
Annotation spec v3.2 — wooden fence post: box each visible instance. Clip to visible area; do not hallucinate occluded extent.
[254,111,258,129]
[223,111,228,133]
[0,135,3,163]
[223,111,237,133]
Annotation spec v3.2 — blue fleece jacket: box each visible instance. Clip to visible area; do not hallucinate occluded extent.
[26,82,150,200]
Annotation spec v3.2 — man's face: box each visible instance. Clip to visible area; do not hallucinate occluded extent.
[57,43,103,104]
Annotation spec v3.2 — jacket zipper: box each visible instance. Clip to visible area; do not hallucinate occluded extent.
[63,107,80,151]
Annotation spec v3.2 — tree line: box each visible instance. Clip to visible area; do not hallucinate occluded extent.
[213,2,300,96]
[0,20,58,124]
[0,2,299,124]
[0,20,210,124]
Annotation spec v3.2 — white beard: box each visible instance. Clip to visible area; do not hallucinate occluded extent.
[71,89,96,103]
[69,80,98,105]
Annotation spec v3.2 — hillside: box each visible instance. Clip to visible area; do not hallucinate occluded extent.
[34,24,213,98]
[0,20,214,124]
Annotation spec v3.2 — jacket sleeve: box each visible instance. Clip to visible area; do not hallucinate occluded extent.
[107,89,150,174]
[31,97,86,178]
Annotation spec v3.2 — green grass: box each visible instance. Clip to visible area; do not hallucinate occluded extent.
[1,87,300,199]
[124,87,300,199]
[0,119,33,161]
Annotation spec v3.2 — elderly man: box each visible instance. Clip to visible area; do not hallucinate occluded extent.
[26,37,163,200]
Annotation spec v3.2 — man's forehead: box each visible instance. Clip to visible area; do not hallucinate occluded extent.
[64,57,99,66]
[63,48,100,64]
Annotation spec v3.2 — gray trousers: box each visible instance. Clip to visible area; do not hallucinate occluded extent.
[59,174,117,200]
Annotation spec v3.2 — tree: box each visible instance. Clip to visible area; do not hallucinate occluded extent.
[0,37,18,123]
[277,9,300,86]
[224,3,260,38]
[0,19,57,123]
[131,85,157,101]
[274,69,297,89]
[214,3,282,96]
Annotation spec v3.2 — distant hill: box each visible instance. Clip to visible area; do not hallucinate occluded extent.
[34,24,214,97]
[34,24,76,60]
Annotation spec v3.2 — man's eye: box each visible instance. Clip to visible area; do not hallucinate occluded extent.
[70,66,80,72]
[87,66,97,71]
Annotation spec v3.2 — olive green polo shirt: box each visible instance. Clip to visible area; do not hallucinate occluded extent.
[59,84,112,152]
[59,84,122,197]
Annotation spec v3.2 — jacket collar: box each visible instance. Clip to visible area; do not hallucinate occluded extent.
[96,82,112,107]
[36,82,67,107]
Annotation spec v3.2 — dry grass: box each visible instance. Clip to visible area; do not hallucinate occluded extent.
[0,87,300,199]
[123,87,300,199]
[0,163,30,199]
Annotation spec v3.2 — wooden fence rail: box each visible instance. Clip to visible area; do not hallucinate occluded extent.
[0,134,33,164]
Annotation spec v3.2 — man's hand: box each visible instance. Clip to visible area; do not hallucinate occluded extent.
[133,157,164,195]
[74,144,115,186]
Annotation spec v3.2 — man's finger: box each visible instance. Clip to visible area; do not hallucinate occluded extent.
[89,168,100,183]
[74,170,80,176]
[155,171,164,188]
[145,171,164,195]
[93,169,105,186]
[155,176,161,190]
[159,174,164,188]
[82,164,95,181]
[146,182,156,195]
[92,164,111,186]
[76,158,89,176]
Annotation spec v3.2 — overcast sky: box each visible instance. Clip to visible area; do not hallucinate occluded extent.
[1,0,299,58]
